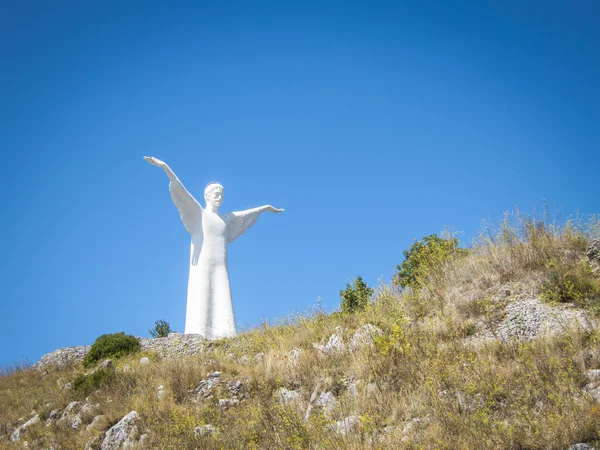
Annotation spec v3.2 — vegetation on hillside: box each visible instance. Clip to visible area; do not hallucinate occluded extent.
[1,210,600,449]
[83,332,141,368]
[149,319,173,338]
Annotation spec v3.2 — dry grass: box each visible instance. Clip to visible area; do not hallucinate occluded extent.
[2,211,600,449]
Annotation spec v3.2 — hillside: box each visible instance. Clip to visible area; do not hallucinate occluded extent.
[2,213,600,450]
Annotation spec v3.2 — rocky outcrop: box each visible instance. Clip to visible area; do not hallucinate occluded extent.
[349,324,383,351]
[33,346,91,370]
[588,239,600,275]
[476,299,592,343]
[100,411,142,450]
[10,414,39,442]
[313,327,345,354]
[138,333,204,358]
[34,333,205,370]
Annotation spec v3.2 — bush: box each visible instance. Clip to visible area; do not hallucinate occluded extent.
[340,276,373,314]
[541,265,600,309]
[73,368,115,395]
[83,332,141,368]
[149,319,172,338]
[394,233,468,291]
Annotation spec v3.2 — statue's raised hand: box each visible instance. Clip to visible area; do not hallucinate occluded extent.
[267,205,285,213]
[144,156,166,167]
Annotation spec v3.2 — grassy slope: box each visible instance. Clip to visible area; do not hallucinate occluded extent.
[2,213,600,449]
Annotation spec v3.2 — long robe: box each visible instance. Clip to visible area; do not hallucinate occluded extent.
[169,177,260,339]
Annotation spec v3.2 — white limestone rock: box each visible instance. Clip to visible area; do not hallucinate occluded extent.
[316,391,337,416]
[288,348,303,362]
[229,380,243,396]
[586,369,600,382]
[193,371,221,399]
[100,359,113,370]
[350,324,383,351]
[476,299,592,343]
[139,357,150,365]
[587,239,600,275]
[10,415,39,442]
[65,401,80,414]
[194,424,216,437]
[58,401,81,428]
[313,327,346,354]
[100,411,141,450]
[569,444,596,450]
[331,415,361,436]
[276,388,300,405]
[45,410,59,427]
[32,346,91,370]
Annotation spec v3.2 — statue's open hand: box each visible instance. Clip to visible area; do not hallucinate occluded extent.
[268,206,285,213]
[144,156,166,167]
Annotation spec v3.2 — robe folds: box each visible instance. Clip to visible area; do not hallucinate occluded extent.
[169,178,259,339]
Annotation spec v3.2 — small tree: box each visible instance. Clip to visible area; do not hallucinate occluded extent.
[340,276,373,314]
[149,319,172,338]
[394,234,467,291]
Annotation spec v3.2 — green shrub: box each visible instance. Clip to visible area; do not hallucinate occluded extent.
[340,276,373,314]
[394,233,468,291]
[541,266,600,309]
[149,319,172,338]
[83,332,141,368]
[73,368,115,395]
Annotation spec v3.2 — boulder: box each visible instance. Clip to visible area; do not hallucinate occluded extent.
[99,411,141,450]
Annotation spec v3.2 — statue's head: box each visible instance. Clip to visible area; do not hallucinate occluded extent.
[204,182,224,208]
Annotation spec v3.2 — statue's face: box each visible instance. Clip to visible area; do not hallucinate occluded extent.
[205,185,224,208]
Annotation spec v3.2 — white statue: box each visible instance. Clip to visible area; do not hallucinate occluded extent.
[144,156,284,339]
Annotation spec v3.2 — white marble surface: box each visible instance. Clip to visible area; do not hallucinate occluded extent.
[145,156,283,339]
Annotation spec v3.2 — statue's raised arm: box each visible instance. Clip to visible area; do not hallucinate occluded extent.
[144,156,202,234]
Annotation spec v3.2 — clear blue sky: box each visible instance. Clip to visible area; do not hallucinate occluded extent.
[1,1,598,367]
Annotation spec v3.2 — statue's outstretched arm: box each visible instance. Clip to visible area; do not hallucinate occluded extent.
[226,205,284,243]
[243,205,285,215]
[144,156,202,234]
